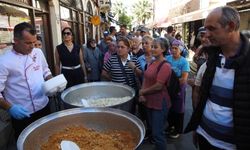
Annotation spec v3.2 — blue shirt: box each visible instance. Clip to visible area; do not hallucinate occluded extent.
[166,55,190,77]
[138,55,155,72]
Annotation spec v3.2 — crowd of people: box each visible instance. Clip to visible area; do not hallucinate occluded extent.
[0,5,250,150]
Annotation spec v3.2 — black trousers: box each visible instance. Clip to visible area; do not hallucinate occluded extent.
[138,102,147,122]
[167,110,184,133]
[62,68,85,89]
[198,134,224,150]
[11,104,51,140]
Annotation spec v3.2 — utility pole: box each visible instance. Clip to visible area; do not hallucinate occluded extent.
[153,0,155,23]
[153,0,155,35]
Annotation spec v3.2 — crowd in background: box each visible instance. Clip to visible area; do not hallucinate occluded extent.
[1,5,250,150]
[54,6,250,149]
[68,22,192,149]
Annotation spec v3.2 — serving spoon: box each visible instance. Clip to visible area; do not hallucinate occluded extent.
[60,140,80,150]
[81,98,90,107]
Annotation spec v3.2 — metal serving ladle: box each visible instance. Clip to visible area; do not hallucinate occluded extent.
[60,100,89,150]
[81,98,90,107]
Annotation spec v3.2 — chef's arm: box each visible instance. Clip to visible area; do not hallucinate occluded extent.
[0,97,11,110]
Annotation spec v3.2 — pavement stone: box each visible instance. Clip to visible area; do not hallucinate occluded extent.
[137,85,196,150]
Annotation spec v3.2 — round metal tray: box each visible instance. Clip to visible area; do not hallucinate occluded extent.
[17,107,145,150]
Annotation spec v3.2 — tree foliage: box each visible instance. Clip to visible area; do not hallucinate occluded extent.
[111,1,126,17]
[118,13,132,29]
[111,1,132,28]
[132,0,153,25]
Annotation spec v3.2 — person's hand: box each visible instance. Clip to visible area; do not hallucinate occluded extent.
[139,89,144,96]
[187,78,195,87]
[139,95,146,103]
[127,61,136,70]
[8,104,30,120]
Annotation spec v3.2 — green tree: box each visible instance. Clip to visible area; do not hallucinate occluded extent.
[132,0,153,25]
[111,1,127,17]
[111,1,132,29]
[118,13,132,29]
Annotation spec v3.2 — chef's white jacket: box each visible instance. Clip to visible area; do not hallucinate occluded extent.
[0,48,52,113]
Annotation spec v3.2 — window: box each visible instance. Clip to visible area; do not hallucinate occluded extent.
[0,3,30,44]
[32,0,48,11]
[60,6,71,20]
[60,0,84,44]
[85,1,93,39]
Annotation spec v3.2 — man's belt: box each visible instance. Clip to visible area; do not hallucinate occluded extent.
[62,64,81,70]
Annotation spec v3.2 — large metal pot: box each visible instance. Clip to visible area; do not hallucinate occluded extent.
[61,82,136,112]
[17,108,145,150]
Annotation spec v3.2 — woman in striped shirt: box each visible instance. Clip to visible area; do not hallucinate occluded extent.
[102,37,142,113]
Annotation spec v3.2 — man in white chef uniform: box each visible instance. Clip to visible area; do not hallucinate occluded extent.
[0,22,53,139]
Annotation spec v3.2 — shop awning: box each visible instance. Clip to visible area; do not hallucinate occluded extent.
[146,17,171,28]
[0,5,28,17]
[155,18,172,28]
[170,4,222,24]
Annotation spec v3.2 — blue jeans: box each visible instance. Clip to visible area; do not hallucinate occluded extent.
[147,99,168,150]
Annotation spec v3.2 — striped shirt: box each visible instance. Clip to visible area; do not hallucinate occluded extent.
[196,54,236,150]
[103,55,141,89]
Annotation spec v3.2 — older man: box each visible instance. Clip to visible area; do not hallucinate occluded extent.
[0,22,52,139]
[185,6,250,149]
[131,37,144,58]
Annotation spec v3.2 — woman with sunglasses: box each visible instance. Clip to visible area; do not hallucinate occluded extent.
[55,27,87,89]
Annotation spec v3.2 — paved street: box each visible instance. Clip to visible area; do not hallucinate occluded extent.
[138,85,196,150]
[1,85,195,150]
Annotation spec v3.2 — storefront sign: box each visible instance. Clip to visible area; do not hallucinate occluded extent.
[0,15,9,28]
[91,16,101,26]
[9,16,29,28]
[0,31,13,43]
[36,24,41,34]
[10,16,21,28]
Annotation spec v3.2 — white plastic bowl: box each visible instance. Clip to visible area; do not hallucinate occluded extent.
[43,74,67,96]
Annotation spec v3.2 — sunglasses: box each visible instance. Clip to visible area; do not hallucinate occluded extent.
[63,32,72,36]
